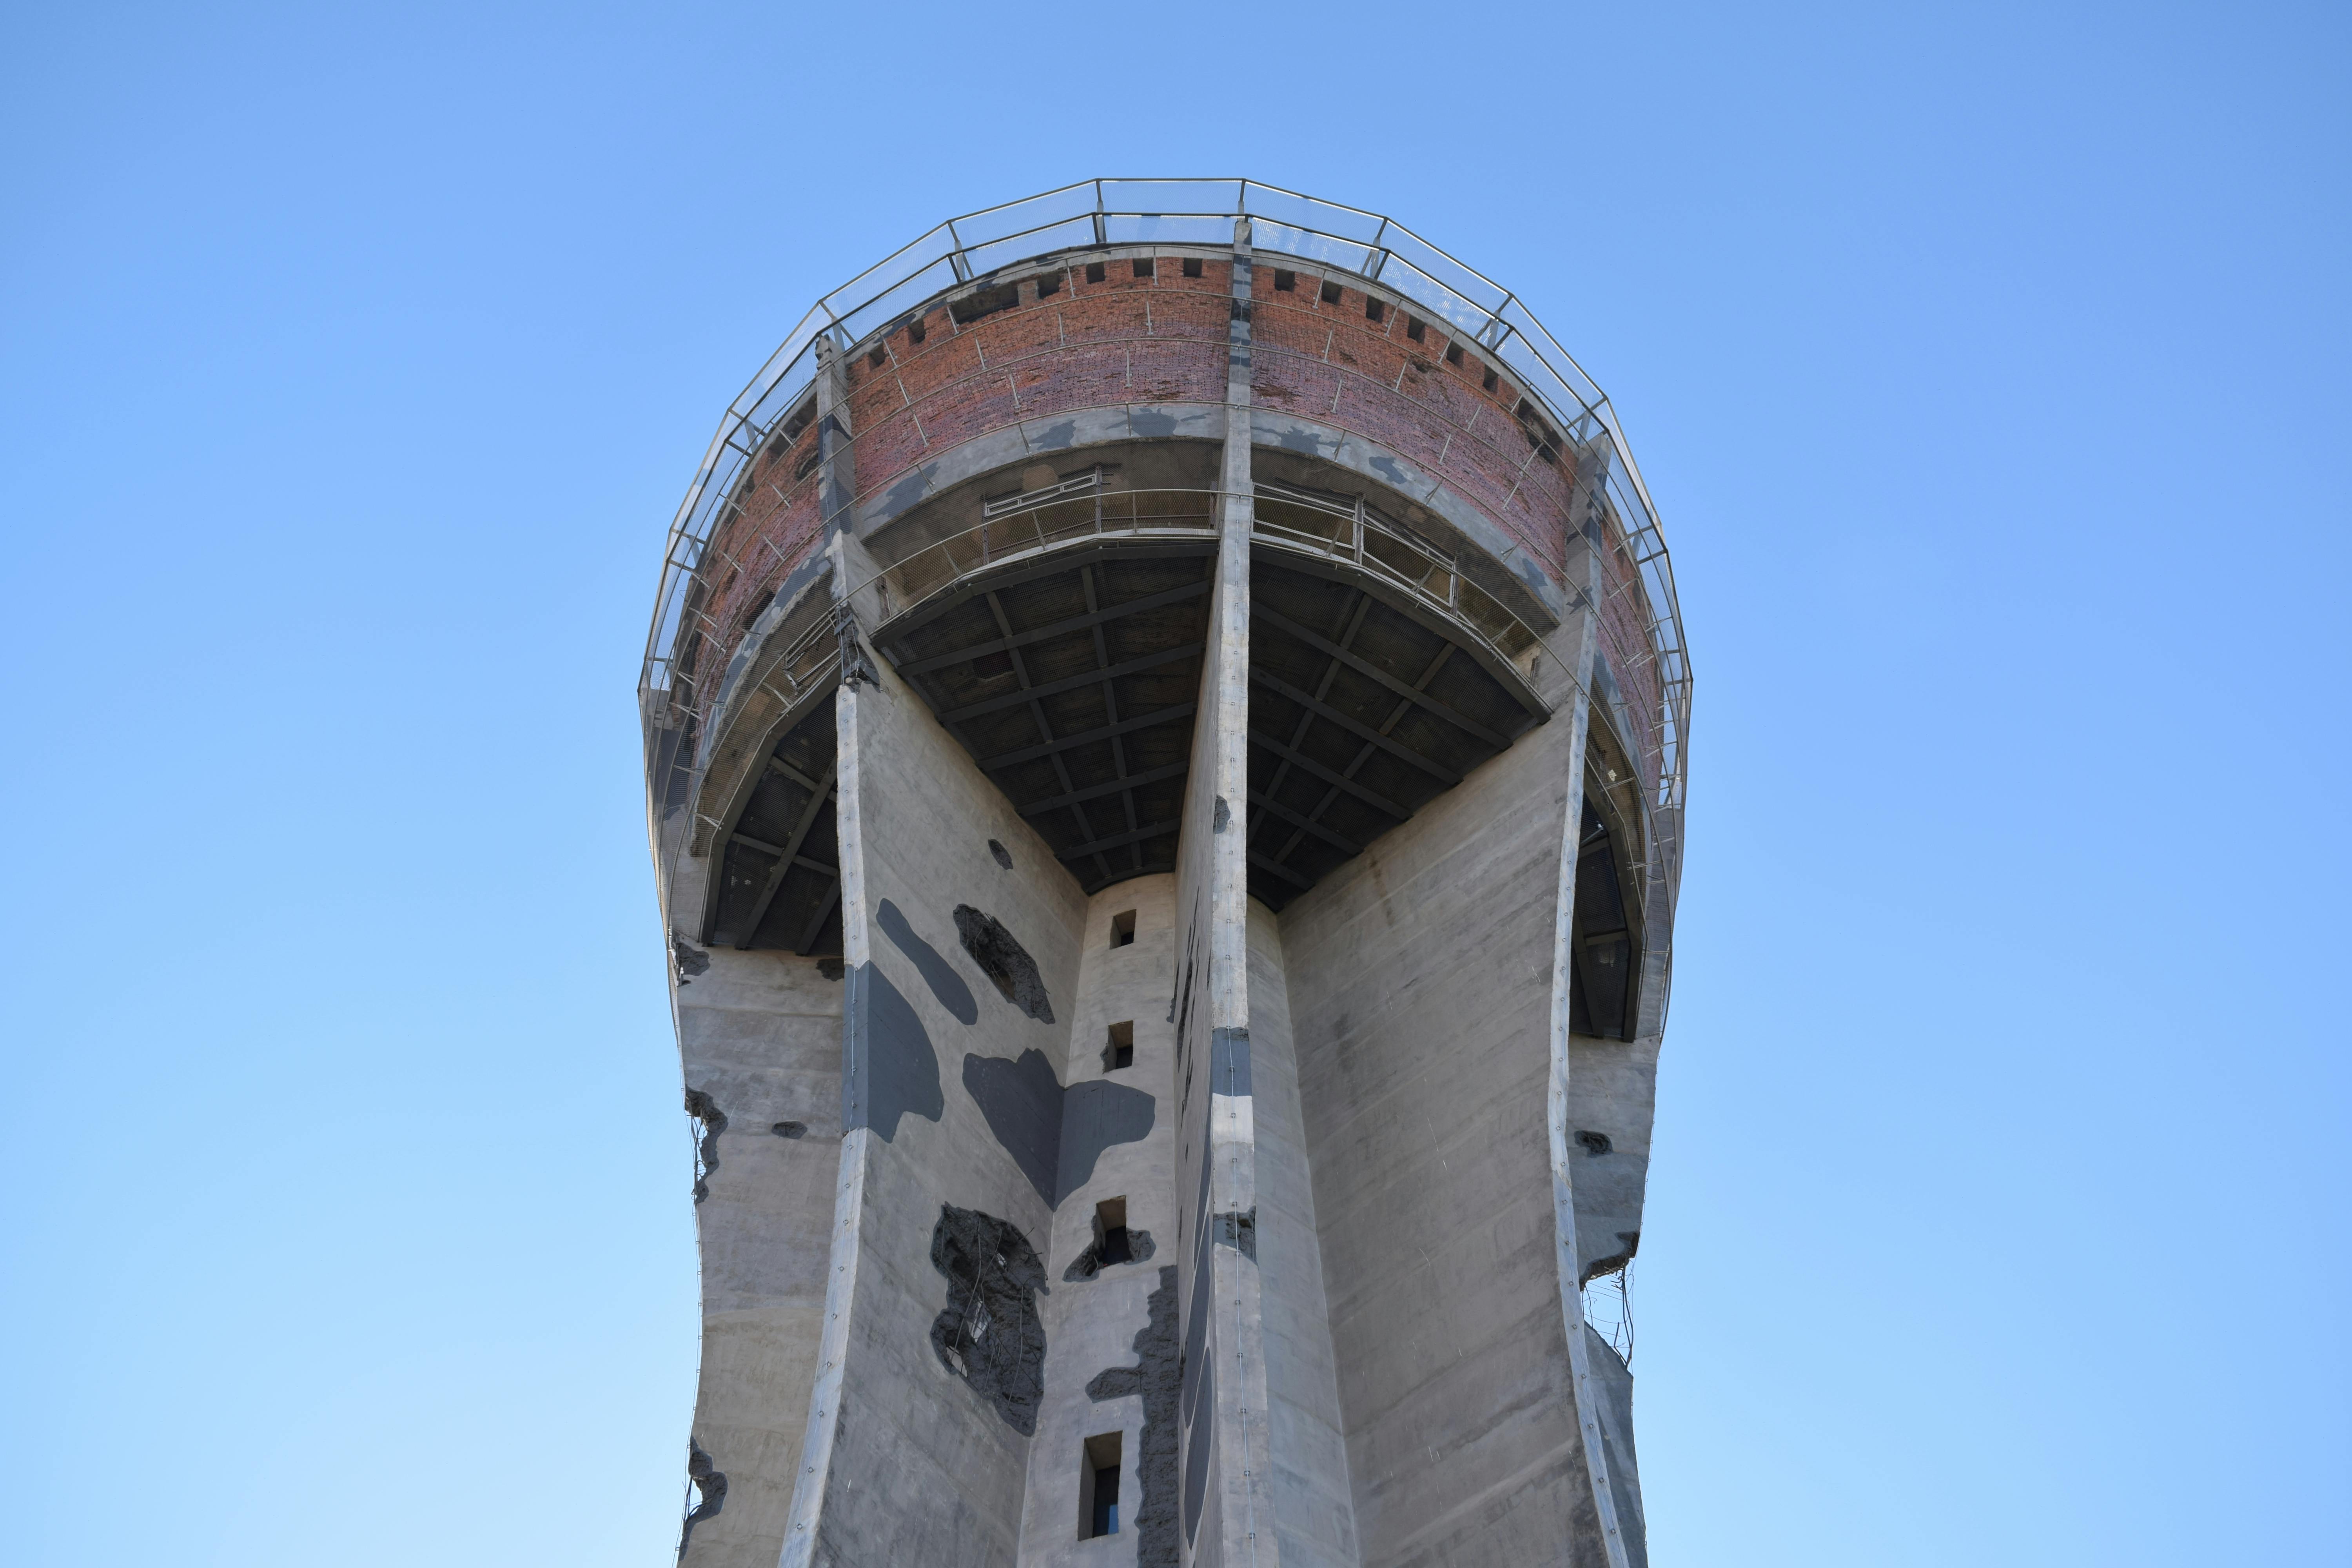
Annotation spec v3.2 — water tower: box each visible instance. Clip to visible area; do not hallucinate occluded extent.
[641,180,1691,1568]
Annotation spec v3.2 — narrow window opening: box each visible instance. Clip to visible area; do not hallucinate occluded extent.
[949,282,1021,325]
[1273,268,1296,292]
[1109,910,1136,948]
[1103,1020,1135,1073]
[1318,279,1343,305]
[1132,258,1155,279]
[1445,343,1465,367]
[1096,1198,1132,1264]
[908,316,927,345]
[867,346,887,368]
[1079,1432,1123,1538]
[1364,298,1386,323]
[1406,315,1426,342]
[1085,261,1107,284]
[1036,271,1062,299]
[1181,256,1203,278]
[1481,366,1499,393]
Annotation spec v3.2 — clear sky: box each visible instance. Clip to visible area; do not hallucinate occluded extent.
[2,2,2344,1563]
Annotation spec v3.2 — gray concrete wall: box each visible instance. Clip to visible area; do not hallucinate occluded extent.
[1273,620,1618,1568]
[1019,876,1180,1568]
[674,944,844,1568]
[1242,900,1361,1568]
[805,644,1093,1567]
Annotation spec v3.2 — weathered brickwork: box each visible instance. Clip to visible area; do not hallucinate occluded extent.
[1243,265,1575,586]
[679,245,1668,795]
[1595,523,1667,799]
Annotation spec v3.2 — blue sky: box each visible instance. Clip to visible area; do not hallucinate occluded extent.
[2,2,2344,1563]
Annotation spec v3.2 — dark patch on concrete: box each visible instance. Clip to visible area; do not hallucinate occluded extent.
[1130,407,1178,439]
[1209,1025,1252,1098]
[844,962,944,1141]
[883,465,932,517]
[1060,1078,1155,1198]
[684,1089,727,1205]
[1033,419,1078,450]
[1277,422,1326,455]
[1368,452,1411,488]
[1576,1129,1614,1156]
[1182,1333,1214,1546]
[1180,1142,1212,1439]
[671,936,710,982]
[1064,1226,1157,1282]
[963,1050,1157,1207]
[772,1121,807,1138]
[1088,1265,1181,1568]
[818,958,844,981]
[1581,1230,1642,1286]
[962,1049,1065,1207]
[928,1204,1048,1436]
[988,838,1014,869]
[953,904,1054,1023]
[1211,1207,1256,1261]
[877,898,978,1025]
[678,1440,726,1559]
[1212,795,1230,833]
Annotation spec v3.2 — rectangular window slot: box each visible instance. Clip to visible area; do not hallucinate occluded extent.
[867,346,888,368]
[1482,366,1499,392]
[1110,910,1136,948]
[1446,343,1464,366]
[949,282,1022,325]
[1364,298,1386,323]
[1080,1432,1123,1538]
[1104,1020,1135,1073]
[1036,271,1062,299]
[908,316,927,345]
[1274,268,1296,292]
[1181,256,1203,278]
[1132,258,1155,278]
[1406,315,1425,342]
[1096,1198,1132,1264]
[1085,261,1107,284]
[1319,279,1343,305]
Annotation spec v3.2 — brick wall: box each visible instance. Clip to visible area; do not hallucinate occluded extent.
[679,244,1668,793]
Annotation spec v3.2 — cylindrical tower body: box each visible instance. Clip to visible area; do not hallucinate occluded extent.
[641,181,1691,1568]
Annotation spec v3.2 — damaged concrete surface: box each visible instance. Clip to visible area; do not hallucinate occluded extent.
[955,904,1056,1024]
[1084,1265,1181,1568]
[929,1204,1051,1436]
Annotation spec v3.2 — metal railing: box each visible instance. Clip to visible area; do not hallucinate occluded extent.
[1251,480,1541,673]
[854,479,1220,628]
[642,179,1689,837]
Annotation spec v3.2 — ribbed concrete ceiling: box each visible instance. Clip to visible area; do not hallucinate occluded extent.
[873,540,1544,913]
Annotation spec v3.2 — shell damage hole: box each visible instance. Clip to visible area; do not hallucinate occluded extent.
[954,904,1055,1024]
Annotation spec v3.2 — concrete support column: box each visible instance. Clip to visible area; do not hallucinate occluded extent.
[815,330,856,534]
[1174,216,1274,1568]
[1544,445,1633,1568]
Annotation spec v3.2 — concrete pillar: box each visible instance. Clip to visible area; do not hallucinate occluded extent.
[1242,901,1360,1568]
[1173,215,1275,1568]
